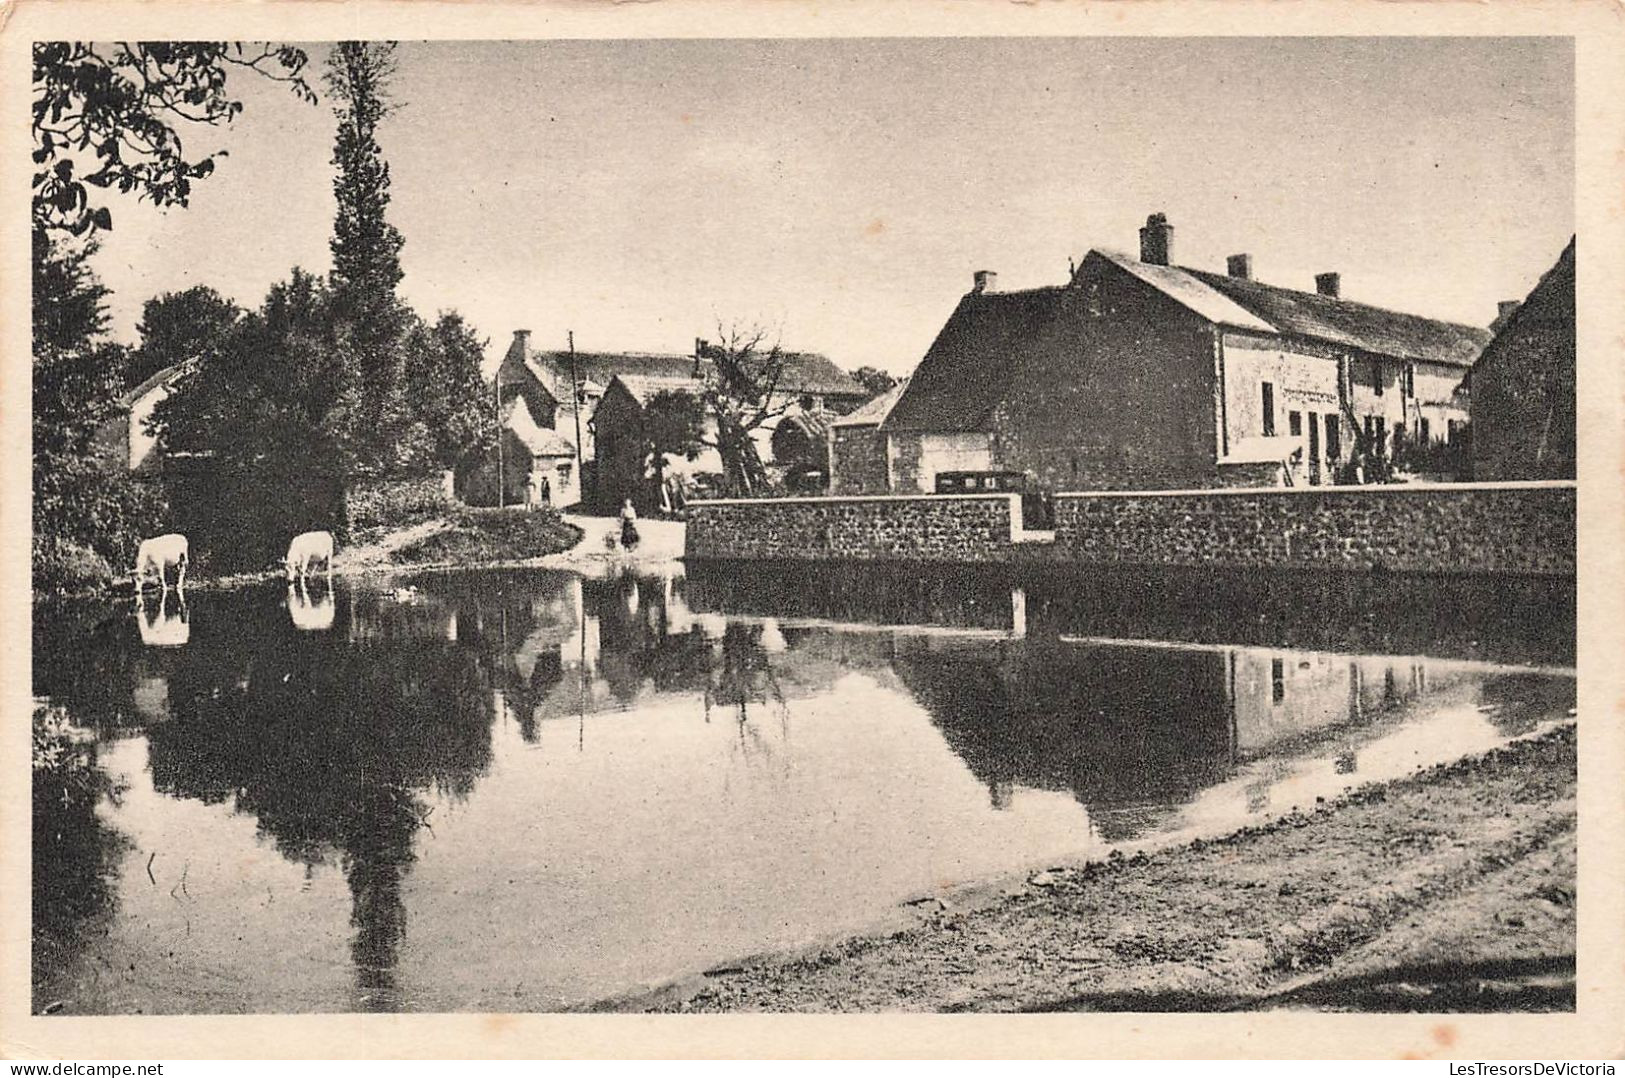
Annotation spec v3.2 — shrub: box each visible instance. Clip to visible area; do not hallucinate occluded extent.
[346,474,452,539]
[32,536,114,594]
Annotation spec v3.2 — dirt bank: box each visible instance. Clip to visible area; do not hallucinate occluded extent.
[613,724,1577,1014]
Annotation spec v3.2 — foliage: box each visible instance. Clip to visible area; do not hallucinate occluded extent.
[32,227,167,592]
[851,365,898,399]
[698,324,796,496]
[130,285,242,388]
[401,312,497,470]
[388,508,581,566]
[347,475,453,541]
[325,41,409,458]
[641,389,706,504]
[32,42,314,235]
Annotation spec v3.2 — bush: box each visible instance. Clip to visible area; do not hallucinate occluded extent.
[31,537,114,594]
[347,474,452,539]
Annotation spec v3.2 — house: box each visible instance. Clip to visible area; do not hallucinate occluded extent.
[92,359,195,473]
[500,331,864,510]
[455,396,582,507]
[1470,239,1575,481]
[881,213,1493,493]
[494,331,867,468]
[829,378,908,494]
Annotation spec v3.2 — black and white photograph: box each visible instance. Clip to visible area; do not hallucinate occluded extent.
[6,2,1622,1060]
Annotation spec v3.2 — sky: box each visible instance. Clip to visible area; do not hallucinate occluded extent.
[84,37,1575,376]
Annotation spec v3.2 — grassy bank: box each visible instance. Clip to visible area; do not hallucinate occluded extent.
[382,507,581,568]
[615,723,1577,1014]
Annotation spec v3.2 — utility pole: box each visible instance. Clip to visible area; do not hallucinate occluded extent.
[568,330,585,503]
[495,363,504,507]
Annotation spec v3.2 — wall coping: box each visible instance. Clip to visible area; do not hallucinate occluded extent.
[1054,479,1576,500]
[688,492,1021,508]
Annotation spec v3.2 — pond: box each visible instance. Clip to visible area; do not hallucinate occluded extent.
[31,564,1576,1014]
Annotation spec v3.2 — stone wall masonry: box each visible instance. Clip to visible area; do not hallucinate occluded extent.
[1053,481,1574,577]
[686,493,1021,562]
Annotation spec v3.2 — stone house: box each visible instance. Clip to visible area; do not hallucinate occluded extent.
[554,340,865,510]
[881,213,1493,493]
[1470,239,1575,481]
[92,359,195,473]
[829,378,908,494]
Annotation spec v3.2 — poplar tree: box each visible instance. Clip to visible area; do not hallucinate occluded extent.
[324,41,408,468]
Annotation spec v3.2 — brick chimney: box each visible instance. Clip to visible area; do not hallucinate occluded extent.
[1226,254,1253,280]
[972,270,998,294]
[1491,300,1521,333]
[1315,272,1341,298]
[512,329,531,351]
[1139,213,1173,266]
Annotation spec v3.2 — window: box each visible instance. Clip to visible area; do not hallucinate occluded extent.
[1261,382,1276,436]
[1446,419,1459,444]
[1271,658,1285,705]
[1372,360,1384,396]
[1325,415,1341,459]
[1403,364,1416,398]
[1308,416,1320,462]
[1420,417,1431,444]
[1288,411,1302,437]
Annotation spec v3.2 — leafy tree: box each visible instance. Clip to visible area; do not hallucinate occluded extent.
[851,365,898,400]
[324,41,409,461]
[400,312,497,471]
[130,285,242,387]
[32,227,165,589]
[32,42,314,235]
[641,390,707,507]
[698,325,796,496]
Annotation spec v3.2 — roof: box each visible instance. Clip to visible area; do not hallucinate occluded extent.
[1093,250,1275,333]
[502,397,576,458]
[521,348,865,399]
[832,378,910,427]
[1183,266,1491,367]
[886,247,1494,433]
[883,288,1069,431]
[1474,237,1575,375]
[118,359,196,410]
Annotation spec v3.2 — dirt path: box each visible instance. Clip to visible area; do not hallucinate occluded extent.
[609,724,1577,1014]
[530,514,685,575]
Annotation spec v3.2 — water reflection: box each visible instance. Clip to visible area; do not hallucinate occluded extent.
[287,579,336,632]
[31,565,1576,1013]
[135,590,190,647]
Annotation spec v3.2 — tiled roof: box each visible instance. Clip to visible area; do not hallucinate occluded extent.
[502,397,576,458]
[883,288,1069,432]
[832,378,909,427]
[1183,266,1491,367]
[885,248,1494,433]
[525,348,865,398]
[1474,237,1574,375]
[117,358,196,409]
[1093,250,1274,332]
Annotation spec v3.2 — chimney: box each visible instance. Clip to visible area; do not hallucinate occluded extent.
[512,329,531,352]
[1315,272,1341,298]
[1226,254,1253,280]
[972,270,998,294]
[1139,213,1173,266]
[1492,300,1521,333]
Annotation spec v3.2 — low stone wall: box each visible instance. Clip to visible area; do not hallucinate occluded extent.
[686,493,1021,562]
[1053,481,1574,576]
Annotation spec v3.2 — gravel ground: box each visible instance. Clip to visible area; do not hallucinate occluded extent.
[610,724,1577,1014]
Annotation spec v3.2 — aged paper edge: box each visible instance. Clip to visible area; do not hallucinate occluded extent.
[0,0,1620,1061]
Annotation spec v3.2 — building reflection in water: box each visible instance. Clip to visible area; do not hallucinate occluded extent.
[30,564,1576,1013]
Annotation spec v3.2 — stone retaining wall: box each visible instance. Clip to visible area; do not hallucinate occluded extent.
[1053,481,1574,576]
[685,493,1020,562]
